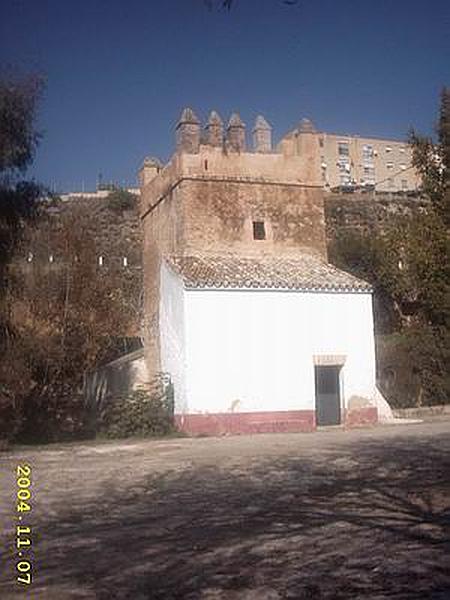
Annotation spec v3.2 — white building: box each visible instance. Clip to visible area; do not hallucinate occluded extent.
[159,255,390,435]
[140,108,393,435]
[278,119,420,192]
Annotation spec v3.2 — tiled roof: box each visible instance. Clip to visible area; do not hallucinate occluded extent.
[165,254,372,293]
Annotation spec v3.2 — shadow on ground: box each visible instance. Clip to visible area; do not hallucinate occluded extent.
[3,433,450,599]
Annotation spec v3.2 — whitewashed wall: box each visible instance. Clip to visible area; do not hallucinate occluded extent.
[183,289,377,415]
[160,264,187,411]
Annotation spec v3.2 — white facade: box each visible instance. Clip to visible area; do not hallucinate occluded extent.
[159,263,385,421]
[160,263,187,410]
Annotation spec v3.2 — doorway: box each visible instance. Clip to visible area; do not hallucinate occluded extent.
[314,365,341,426]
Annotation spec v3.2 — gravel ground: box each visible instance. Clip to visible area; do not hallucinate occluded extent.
[1,419,449,599]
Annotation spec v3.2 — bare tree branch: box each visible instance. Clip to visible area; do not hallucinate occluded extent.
[204,0,300,10]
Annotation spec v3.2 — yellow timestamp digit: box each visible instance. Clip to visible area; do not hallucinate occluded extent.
[15,463,33,586]
[17,561,32,585]
[16,464,32,512]
[17,465,31,477]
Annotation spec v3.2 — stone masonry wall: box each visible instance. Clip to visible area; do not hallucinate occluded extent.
[18,194,143,337]
[324,191,430,242]
[142,183,186,374]
[181,179,326,258]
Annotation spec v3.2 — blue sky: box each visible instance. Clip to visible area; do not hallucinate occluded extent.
[2,0,449,192]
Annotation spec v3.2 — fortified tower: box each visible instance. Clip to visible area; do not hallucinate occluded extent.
[137,108,392,435]
[140,108,324,376]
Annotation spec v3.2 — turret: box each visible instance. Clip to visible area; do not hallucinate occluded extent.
[295,118,321,184]
[139,156,162,186]
[176,107,200,154]
[226,113,246,152]
[205,110,223,147]
[252,115,272,153]
[298,118,316,134]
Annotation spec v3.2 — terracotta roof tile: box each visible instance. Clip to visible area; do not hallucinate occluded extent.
[165,254,372,293]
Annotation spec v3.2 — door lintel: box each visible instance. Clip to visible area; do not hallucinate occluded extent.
[313,354,346,366]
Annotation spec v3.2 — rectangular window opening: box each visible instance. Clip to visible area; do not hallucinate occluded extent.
[338,142,349,157]
[362,144,374,161]
[253,221,266,240]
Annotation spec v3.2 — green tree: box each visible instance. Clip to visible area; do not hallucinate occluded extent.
[329,88,450,407]
[409,86,450,224]
[106,188,138,212]
[438,87,450,188]
[375,211,449,327]
[0,74,44,441]
[0,75,43,177]
[0,75,44,268]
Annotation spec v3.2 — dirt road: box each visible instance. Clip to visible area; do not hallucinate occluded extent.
[1,419,449,599]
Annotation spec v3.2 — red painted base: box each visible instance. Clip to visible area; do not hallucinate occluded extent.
[175,407,378,436]
[175,410,316,436]
[345,407,378,427]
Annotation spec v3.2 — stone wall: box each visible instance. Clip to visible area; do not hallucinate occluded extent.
[22,195,142,268]
[17,194,143,337]
[142,181,185,374]
[392,405,450,419]
[181,178,326,258]
[324,191,430,241]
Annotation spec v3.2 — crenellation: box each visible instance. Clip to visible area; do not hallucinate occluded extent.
[226,112,246,152]
[176,107,201,154]
[205,110,223,147]
[139,156,163,186]
[298,118,317,134]
[252,115,272,153]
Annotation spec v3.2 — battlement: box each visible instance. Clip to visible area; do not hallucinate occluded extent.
[139,109,323,209]
[175,107,275,155]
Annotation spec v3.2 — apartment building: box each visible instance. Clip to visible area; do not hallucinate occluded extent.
[279,119,420,192]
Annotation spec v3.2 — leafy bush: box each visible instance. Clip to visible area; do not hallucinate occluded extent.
[98,387,175,439]
[106,189,137,213]
[0,384,23,443]
[377,327,450,408]
[18,386,89,443]
[329,212,450,408]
